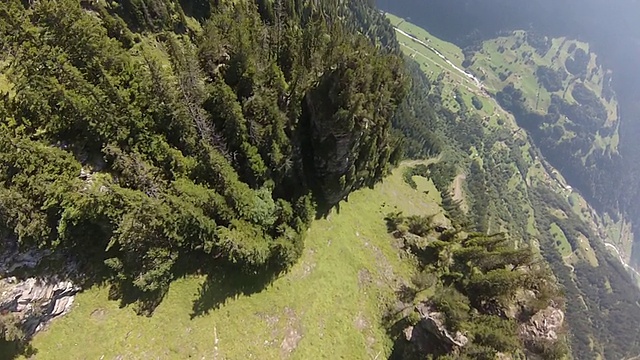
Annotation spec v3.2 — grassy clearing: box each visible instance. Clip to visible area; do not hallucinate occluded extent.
[527,207,538,236]
[387,13,480,99]
[577,233,599,267]
[20,162,441,360]
[469,31,619,130]
[603,214,635,258]
[550,223,572,257]
[551,209,568,220]
[0,61,13,97]
[0,74,9,94]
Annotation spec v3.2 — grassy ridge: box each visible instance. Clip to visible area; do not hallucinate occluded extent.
[19,162,441,359]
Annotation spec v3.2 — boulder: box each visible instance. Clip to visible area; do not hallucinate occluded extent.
[496,352,514,360]
[519,305,565,341]
[415,303,468,348]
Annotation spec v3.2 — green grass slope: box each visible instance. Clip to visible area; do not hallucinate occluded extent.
[469,32,620,154]
[15,162,442,360]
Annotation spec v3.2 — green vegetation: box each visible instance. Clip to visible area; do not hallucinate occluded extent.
[14,162,440,359]
[0,0,407,348]
[473,31,622,221]
[386,211,567,360]
[2,2,640,359]
[386,13,465,69]
[550,223,571,257]
[383,14,640,360]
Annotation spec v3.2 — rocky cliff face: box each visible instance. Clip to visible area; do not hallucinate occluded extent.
[0,243,80,340]
[401,303,469,357]
[397,299,565,359]
[518,305,564,342]
[0,277,79,337]
[301,53,402,206]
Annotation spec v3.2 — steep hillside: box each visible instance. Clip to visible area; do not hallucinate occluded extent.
[3,162,438,359]
[0,0,405,350]
[387,14,640,360]
[0,1,638,359]
[380,0,640,279]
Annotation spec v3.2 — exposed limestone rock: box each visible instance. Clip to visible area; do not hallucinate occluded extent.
[402,232,425,247]
[303,93,359,205]
[416,303,468,348]
[496,352,514,360]
[403,325,415,342]
[519,305,565,341]
[402,305,467,349]
[0,277,80,336]
[431,218,451,233]
[0,241,80,339]
[400,303,468,359]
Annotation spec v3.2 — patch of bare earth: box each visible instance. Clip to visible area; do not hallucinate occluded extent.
[293,248,316,279]
[358,268,373,289]
[258,308,303,356]
[354,311,378,357]
[90,308,107,321]
[280,307,303,357]
[354,311,369,331]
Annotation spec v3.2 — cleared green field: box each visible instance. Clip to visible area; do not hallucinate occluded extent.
[577,233,599,267]
[386,13,481,99]
[551,223,572,257]
[15,162,442,360]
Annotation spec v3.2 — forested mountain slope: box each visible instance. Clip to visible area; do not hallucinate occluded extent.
[0,0,405,337]
[0,0,637,359]
[387,14,640,360]
[380,0,640,270]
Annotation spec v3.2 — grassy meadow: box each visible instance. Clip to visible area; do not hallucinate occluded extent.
[15,162,442,360]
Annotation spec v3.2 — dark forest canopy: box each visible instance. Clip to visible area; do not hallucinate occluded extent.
[0,0,406,304]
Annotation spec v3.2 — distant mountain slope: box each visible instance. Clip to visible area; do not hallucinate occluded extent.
[387,14,640,360]
[379,0,640,269]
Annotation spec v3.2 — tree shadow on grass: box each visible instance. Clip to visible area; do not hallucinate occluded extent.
[0,340,37,360]
[190,263,281,319]
[106,281,167,317]
[80,252,283,318]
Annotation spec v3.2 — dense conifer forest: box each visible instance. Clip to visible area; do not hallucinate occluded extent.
[0,0,406,309]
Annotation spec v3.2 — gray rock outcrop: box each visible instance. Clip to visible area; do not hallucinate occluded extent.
[518,305,565,341]
[403,302,468,355]
[0,242,80,338]
[416,303,468,348]
[0,277,79,336]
